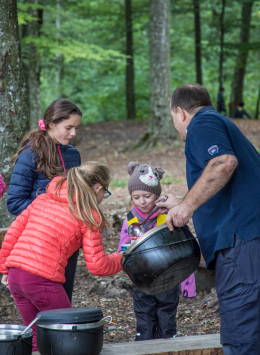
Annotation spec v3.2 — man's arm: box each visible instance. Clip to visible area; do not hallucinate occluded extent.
[164,154,238,230]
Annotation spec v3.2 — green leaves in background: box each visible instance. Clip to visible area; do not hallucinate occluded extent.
[18,0,260,123]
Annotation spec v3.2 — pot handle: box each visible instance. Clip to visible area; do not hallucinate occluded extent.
[101,315,112,324]
[20,315,41,336]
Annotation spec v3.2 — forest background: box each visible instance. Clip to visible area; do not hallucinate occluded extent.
[19,0,260,124]
[1,0,260,226]
[2,0,260,339]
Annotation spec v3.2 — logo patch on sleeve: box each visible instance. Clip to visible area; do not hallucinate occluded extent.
[208,145,219,155]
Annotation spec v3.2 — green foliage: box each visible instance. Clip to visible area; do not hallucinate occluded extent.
[17,2,43,25]
[23,36,125,63]
[17,0,260,122]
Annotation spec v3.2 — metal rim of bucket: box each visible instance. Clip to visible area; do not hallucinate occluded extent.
[0,325,33,341]
[37,315,112,331]
[124,223,198,254]
[124,223,167,254]
[125,238,198,256]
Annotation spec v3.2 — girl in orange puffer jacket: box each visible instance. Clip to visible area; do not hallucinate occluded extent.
[0,161,122,352]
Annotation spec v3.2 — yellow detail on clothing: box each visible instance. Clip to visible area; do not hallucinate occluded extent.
[127,217,139,226]
[157,214,167,225]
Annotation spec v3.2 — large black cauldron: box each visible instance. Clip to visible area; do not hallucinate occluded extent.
[36,308,107,355]
[123,223,200,295]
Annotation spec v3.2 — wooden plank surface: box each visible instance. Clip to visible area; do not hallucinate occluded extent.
[34,334,222,355]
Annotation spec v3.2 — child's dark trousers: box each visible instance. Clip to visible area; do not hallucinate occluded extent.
[133,285,179,341]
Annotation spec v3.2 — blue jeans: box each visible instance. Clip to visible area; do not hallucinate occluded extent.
[215,236,260,355]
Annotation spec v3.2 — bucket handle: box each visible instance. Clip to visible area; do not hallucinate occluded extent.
[101,315,112,324]
[20,315,41,336]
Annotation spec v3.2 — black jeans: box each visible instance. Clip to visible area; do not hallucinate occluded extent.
[63,249,79,302]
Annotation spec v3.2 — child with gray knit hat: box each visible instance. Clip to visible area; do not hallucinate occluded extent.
[118,161,196,341]
[127,161,165,197]
[117,162,178,340]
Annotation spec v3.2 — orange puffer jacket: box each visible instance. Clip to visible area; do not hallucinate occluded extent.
[0,177,122,282]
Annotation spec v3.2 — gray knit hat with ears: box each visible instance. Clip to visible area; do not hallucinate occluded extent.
[127,161,165,196]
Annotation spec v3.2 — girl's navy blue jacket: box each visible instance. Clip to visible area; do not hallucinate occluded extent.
[7,144,81,216]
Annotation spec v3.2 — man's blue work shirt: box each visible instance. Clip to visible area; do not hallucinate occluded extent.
[185,106,260,270]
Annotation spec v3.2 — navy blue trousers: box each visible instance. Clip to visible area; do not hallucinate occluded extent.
[63,249,79,302]
[215,236,260,355]
[133,285,179,341]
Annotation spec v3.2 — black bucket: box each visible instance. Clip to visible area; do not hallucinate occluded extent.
[36,307,107,355]
[123,223,201,295]
[0,325,33,355]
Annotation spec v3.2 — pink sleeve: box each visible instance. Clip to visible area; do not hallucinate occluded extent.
[117,218,130,252]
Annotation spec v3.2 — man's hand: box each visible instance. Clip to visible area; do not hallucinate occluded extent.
[1,274,8,287]
[166,201,194,231]
[156,194,183,214]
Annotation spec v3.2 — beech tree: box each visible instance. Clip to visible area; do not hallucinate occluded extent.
[125,0,136,120]
[255,86,260,119]
[219,0,226,90]
[148,0,176,145]
[23,0,41,129]
[230,0,254,114]
[0,0,30,227]
[194,0,202,85]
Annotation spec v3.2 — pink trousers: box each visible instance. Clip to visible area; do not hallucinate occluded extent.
[8,268,71,352]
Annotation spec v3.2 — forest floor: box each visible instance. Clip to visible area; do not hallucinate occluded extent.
[1,118,260,343]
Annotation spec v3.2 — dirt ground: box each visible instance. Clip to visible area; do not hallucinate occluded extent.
[1,118,260,343]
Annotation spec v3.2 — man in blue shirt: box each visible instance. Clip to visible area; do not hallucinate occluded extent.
[157,83,260,355]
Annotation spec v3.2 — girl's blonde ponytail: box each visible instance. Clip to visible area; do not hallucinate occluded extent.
[55,161,111,230]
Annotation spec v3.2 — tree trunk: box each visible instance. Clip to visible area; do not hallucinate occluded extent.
[219,0,226,90]
[26,0,41,129]
[255,85,260,119]
[0,0,30,227]
[55,0,63,98]
[125,0,136,120]
[230,1,254,113]
[194,0,202,85]
[148,0,176,143]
